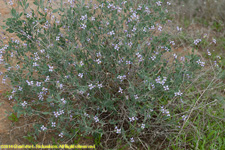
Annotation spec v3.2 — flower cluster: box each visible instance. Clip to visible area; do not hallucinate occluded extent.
[174,90,183,97]
[155,76,167,85]
[117,75,126,82]
[129,116,138,122]
[53,109,65,118]
[115,126,121,134]
[194,39,201,45]
[136,52,144,62]
[160,106,170,117]
[196,59,205,67]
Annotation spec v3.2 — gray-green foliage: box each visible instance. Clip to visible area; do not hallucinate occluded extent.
[0,0,218,148]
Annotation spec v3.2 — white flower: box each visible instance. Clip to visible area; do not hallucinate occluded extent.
[170,41,175,45]
[59,132,63,138]
[96,52,101,58]
[150,25,155,30]
[131,12,139,20]
[116,6,122,12]
[216,55,221,59]
[128,42,133,47]
[54,111,60,118]
[134,95,138,99]
[84,112,90,117]
[177,26,182,31]
[80,24,87,29]
[88,84,95,90]
[21,101,27,107]
[8,0,13,5]
[163,85,169,91]
[68,0,72,4]
[40,49,45,53]
[36,81,41,87]
[96,59,101,64]
[51,122,56,127]
[156,1,162,6]
[118,87,123,93]
[141,123,145,129]
[91,17,95,21]
[114,44,120,51]
[48,65,54,72]
[59,109,64,115]
[196,59,205,67]
[59,84,63,89]
[182,115,188,121]
[173,53,177,59]
[41,125,47,131]
[18,86,23,91]
[78,73,83,78]
[80,61,84,66]
[180,57,185,61]
[174,90,183,96]
[115,127,121,134]
[93,116,99,122]
[116,129,121,133]
[207,49,211,56]
[79,90,85,94]
[26,13,32,18]
[194,39,201,45]
[151,55,156,61]
[143,27,147,32]
[80,14,87,21]
[160,106,170,117]
[45,76,50,82]
[158,26,162,31]
[56,36,60,41]
[155,76,167,85]
[97,83,103,88]
[117,75,126,82]
[129,116,138,122]
[132,26,137,32]
[212,38,216,44]
[126,61,131,65]
[26,80,34,86]
[130,137,134,143]
[61,98,66,104]
[108,30,115,36]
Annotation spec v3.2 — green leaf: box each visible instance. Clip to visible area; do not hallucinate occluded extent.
[1,25,6,30]
[42,112,50,115]
[11,8,16,17]
[8,113,19,122]
[25,3,29,9]
[33,1,38,6]
[17,111,23,118]
[6,28,14,33]
[19,12,23,17]
[47,98,54,102]
[38,11,44,16]
[52,9,58,13]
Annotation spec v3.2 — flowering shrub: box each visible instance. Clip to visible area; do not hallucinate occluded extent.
[0,0,216,148]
